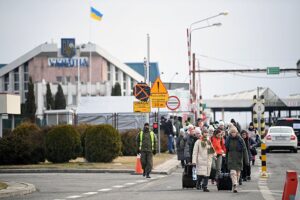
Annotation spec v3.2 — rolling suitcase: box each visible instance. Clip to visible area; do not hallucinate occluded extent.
[217,173,232,190]
[182,164,196,188]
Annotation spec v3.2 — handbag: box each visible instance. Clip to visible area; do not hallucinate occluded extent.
[250,147,257,156]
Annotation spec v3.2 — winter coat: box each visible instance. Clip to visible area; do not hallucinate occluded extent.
[192,138,215,176]
[225,135,249,171]
[211,136,226,155]
[183,134,191,159]
[243,137,257,161]
[176,135,185,160]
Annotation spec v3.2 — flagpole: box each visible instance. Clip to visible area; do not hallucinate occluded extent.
[89,0,92,96]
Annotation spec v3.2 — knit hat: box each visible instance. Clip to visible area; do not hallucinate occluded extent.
[229,126,238,134]
[195,127,202,135]
[208,125,215,132]
[188,124,194,129]
[219,121,225,126]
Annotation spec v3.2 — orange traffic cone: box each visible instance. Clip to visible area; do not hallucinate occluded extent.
[135,154,143,174]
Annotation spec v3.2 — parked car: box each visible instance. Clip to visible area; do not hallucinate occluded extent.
[275,118,300,146]
[265,126,298,153]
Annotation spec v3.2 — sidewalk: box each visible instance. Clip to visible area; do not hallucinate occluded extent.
[0,182,36,198]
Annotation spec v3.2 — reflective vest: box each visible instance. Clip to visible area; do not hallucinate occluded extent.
[139,131,155,150]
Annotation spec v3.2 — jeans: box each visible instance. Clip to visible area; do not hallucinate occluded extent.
[197,175,209,189]
[215,155,223,179]
[168,135,174,153]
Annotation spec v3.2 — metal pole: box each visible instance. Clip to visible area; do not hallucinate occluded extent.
[0,115,2,138]
[192,53,196,120]
[147,34,150,123]
[158,107,161,154]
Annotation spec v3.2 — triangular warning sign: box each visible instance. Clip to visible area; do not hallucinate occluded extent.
[151,77,168,94]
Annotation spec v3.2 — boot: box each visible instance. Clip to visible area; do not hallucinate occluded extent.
[146,173,151,178]
[143,171,146,177]
[239,178,242,185]
[196,176,202,190]
[247,176,251,181]
[203,187,210,192]
[233,184,237,193]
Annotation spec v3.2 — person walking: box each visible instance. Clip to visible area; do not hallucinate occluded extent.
[176,128,186,168]
[184,124,194,163]
[241,130,256,181]
[248,122,261,165]
[165,117,175,154]
[225,126,249,193]
[192,129,215,192]
[211,128,226,183]
[136,123,157,178]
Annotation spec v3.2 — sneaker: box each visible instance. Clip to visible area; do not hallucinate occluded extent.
[233,185,237,193]
[203,188,210,192]
[146,174,151,178]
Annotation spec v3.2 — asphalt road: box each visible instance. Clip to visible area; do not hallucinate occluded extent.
[1,151,299,200]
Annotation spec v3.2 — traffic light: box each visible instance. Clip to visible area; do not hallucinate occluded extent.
[153,122,158,134]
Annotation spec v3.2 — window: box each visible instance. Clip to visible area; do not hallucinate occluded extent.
[14,68,19,91]
[56,76,62,82]
[130,78,134,89]
[115,68,118,81]
[123,91,126,96]
[66,76,71,83]
[24,62,29,91]
[123,73,127,90]
[107,65,111,81]
[4,73,9,91]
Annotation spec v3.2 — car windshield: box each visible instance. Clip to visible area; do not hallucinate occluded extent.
[269,127,293,134]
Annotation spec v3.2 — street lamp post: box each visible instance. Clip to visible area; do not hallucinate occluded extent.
[76,44,86,106]
[187,12,227,121]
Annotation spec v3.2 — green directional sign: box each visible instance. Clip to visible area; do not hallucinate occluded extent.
[267,67,280,75]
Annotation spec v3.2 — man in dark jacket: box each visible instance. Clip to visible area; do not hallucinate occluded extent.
[165,117,175,154]
[137,123,157,178]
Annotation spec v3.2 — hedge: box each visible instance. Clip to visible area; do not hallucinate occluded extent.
[85,124,121,162]
[45,125,81,163]
[0,122,45,165]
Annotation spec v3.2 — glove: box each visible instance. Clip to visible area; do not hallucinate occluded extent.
[153,150,156,155]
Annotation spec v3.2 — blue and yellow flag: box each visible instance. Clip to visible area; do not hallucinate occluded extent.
[90,7,103,21]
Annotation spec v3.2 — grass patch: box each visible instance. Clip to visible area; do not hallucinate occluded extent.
[0,182,8,190]
[0,153,174,170]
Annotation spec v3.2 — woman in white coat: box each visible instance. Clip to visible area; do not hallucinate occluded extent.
[192,129,215,192]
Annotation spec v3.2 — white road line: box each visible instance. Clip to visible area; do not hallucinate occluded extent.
[82,192,98,195]
[112,185,124,188]
[136,180,147,183]
[66,196,82,199]
[124,182,136,185]
[98,188,112,192]
[54,199,66,200]
[258,179,276,200]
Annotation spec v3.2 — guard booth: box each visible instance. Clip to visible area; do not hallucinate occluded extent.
[44,109,75,126]
[0,93,21,137]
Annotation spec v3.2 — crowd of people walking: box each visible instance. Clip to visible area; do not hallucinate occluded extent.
[165,116,261,193]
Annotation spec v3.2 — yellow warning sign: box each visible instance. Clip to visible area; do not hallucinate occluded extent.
[150,77,169,108]
[133,101,151,113]
[150,77,168,94]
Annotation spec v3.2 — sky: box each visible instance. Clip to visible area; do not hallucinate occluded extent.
[0,0,299,99]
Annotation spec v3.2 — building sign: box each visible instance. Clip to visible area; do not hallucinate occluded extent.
[48,57,89,67]
[61,38,76,58]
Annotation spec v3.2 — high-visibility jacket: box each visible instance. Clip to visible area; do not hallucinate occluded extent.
[139,131,155,151]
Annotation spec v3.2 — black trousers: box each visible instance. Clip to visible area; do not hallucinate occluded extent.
[241,164,251,179]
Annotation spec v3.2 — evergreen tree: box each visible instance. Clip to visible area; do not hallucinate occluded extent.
[112,82,121,96]
[54,84,66,109]
[24,77,36,122]
[46,82,54,110]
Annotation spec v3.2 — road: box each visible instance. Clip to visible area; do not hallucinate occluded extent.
[0,151,299,200]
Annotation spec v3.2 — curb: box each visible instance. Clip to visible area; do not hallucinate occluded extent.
[0,182,36,198]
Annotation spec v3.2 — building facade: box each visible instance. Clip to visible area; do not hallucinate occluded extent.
[0,39,144,116]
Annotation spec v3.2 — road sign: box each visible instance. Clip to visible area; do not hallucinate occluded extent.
[253,102,265,113]
[267,67,280,75]
[150,77,169,108]
[133,82,150,102]
[166,96,180,111]
[133,101,151,113]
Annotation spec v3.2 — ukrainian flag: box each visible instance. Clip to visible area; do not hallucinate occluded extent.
[90,7,103,21]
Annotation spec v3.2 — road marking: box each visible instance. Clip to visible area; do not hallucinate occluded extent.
[258,178,276,200]
[124,182,136,185]
[112,185,124,188]
[98,188,112,192]
[66,196,81,199]
[82,192,98,195]
[54,199,65,200]
[136,180,148,183]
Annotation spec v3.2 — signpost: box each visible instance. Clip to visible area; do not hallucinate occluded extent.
[253,101,265,114]
[133,101,151,113]
[267,67,280,75]
[166,96,180,111]
[150,77,169,108]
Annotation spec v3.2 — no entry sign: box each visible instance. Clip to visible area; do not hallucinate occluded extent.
[166,96,180,111]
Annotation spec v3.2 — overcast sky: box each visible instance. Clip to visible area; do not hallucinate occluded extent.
[0,0,299,98]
